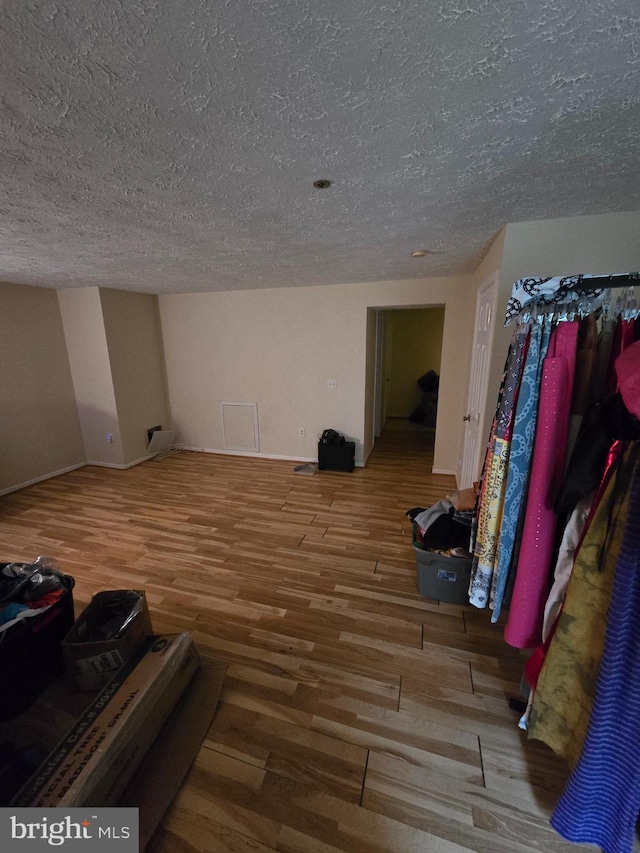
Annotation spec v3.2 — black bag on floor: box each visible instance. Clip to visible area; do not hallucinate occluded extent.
[0,559,75,720]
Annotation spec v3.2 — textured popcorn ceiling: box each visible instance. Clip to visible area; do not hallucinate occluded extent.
[1,1,639,294]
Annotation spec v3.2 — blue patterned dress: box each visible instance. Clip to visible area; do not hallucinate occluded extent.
[490,321,551,621]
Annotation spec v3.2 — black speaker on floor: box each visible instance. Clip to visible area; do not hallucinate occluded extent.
[317,441,355,472]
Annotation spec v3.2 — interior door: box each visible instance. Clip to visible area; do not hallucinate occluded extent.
[374,311,385,438]
[460,277,498,488]
[382,312,393,425]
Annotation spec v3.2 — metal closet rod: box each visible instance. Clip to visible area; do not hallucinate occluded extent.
[579,272,639,290]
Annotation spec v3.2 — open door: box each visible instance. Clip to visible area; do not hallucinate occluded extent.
[372,309,396,438]
[373,311,386,438]
[460,277,498,488]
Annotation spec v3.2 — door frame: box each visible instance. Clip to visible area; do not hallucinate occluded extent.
[370,303,445,449]
[459,275,498,487]
[373,310,386,438]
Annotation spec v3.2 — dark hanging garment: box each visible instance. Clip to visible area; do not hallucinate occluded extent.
[551,457,640,853]
[556,393,640,517]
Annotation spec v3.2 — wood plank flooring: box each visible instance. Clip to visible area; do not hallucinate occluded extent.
[0,427,595,852]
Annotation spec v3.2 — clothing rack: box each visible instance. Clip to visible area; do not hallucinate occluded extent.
[575,272,639,289]
[474,275,640,853]
[505,272,640,325]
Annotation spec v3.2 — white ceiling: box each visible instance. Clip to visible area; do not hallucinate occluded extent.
[2,1,639,294]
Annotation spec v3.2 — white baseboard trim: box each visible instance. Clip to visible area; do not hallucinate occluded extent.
[0,462,86,497]
[175,444,366,467]
[431,468,457,476]
[175,445,314,463]
[0,454,159,496]
[86,454,155,470]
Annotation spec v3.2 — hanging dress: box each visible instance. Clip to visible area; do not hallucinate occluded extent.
[491,321,551,622]
[564,313,598,470]
[589,316,616,411]
[504,321,579,648]
[551,454,640,853]
[527,443,637,765]
[468,327,529,607]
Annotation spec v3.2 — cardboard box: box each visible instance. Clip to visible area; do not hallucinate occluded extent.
[13,633,200,808]
[62,590,153,692]
[1,645,227,850]
[121,658,227,850]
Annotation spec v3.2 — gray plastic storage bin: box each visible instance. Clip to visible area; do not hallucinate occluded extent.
[414,546,471,605]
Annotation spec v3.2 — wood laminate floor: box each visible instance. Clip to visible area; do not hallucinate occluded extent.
[0,428,597,852]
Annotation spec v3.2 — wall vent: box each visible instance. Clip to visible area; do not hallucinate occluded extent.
[220,402,260,452]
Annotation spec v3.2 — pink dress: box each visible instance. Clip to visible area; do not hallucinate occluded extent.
[504,322,579,649]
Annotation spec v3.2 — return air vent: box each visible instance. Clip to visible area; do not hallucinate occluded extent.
[221,402,260,452]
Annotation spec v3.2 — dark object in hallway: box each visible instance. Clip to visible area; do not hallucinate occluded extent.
[409,371,439,427]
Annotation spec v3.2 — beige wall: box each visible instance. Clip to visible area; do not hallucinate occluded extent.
[500,211,640,283]
[159,276,474,473]
[386,308,445,417]
[100,289,170,465]
[57,287,170,467]
[0,282,85,494]
[58,287,125,465]
[7,211,638,496]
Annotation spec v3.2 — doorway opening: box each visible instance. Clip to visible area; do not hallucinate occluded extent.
[368,305,445,461]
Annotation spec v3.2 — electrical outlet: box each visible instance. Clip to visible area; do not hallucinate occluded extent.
[327,379,337,389]
[299,428,305,437]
